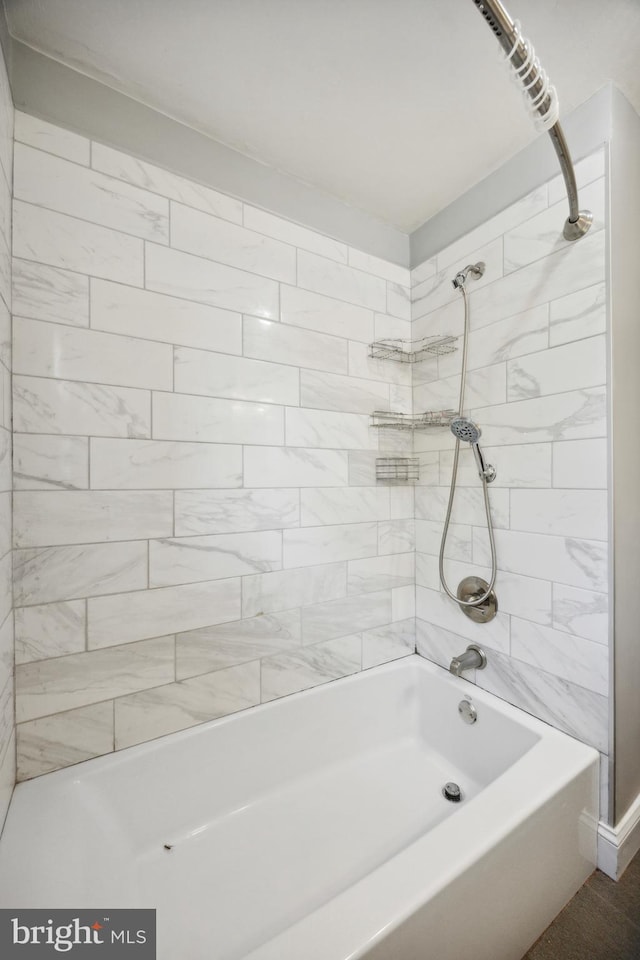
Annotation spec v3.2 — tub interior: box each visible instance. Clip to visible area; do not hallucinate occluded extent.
[0,657,585,960]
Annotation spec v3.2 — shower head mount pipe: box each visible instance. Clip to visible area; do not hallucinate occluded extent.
[452,261,485,290]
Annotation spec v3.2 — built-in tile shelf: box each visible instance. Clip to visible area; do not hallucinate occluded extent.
[375,457,420,483]
[368,335,458,362]
[370,410,456,430]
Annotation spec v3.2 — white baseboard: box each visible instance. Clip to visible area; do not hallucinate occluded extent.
[597,791,640,879]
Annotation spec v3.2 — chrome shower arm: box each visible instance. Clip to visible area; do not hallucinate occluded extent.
[472,0,592,241]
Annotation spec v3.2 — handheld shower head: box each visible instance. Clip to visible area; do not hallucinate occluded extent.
[450,416,481,444]
[450,417,496,483]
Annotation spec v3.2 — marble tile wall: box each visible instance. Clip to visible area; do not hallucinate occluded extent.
[11,114,415,779]
[411,149,610,818]
[0,43,12,831]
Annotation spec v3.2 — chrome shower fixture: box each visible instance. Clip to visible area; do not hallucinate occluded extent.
[471,0,592,241]
[452,261,485,290]
[449,417,496,483]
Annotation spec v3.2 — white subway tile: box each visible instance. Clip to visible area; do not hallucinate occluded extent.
[435,186,548,271]
[297,250,386,311]
[152,392,283,445]
[415,362,507,410]
[302,590,391,644]
[470,229,606,331]
[549,282,607,347]
[244,446,348,488]
[440,442,552,488]
[261,635,361,700]
[14,541,147,606]
[14,434,88,490]
[300,368,388,414]
[416,518,472,561]
[472,387,607,445]
[245,205,348,263]
[176,610,302,678]
[410,257,437,286]
[373,312,412,343]
[15,143,169,243]
[414,237,502,318]
[90,438,242,490]
[283,522,377,568]
[416,619,470,673]
[17,702,113,780]
[474,528,607,592]
[301,487,389,526]
[171,202,295,282]
[348,341,412,387]
[88,579,241,649]
[347,248,410,286]
[348,553,414,595]
[13,258,89,327]
[475,647,608,753]
[115,661,261,749]
[15,112,91,165]
[174,346,299,405]
[511,617,608,696]
[362,620,414,668]
[392,585,415,621]
[243,316,348,375]
[510,489,608,541]
[145,243,279,319]
[242,562,346,618]
[437,305,549,381]
[91,279,242,355]
[386,282,411,321]
[14,490,174,547]
[15,600,86,665]
[390,487,414,520]
[280,284,373,342]
[378,519,415,555]
[16,637,175,722]
[14,375,151,439]
[507,335,606,401]
[553,583,609,645]
[175,489,299,536]
[439,556,552,626]
[14,317,173,391]
[552,438,607,489]
[14,200,144,286]
[149,531,282,587]
[504,178,605,274]
[416,586,510,654]
[415,485,509,529]
[286,408,375,450]
[91,142,243,223]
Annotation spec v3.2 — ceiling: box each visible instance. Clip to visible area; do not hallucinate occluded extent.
[5,0,640,232]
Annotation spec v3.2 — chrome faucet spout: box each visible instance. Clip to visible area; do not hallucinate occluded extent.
[449,644,487,677]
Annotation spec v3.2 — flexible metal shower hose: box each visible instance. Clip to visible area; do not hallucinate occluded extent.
[438,284,497,606]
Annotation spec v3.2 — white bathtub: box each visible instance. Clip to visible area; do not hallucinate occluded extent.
[0,655,598,960]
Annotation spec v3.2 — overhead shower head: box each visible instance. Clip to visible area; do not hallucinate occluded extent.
[450,416,481,444]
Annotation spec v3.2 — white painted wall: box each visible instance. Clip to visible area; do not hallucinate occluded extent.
[0,38,13,832]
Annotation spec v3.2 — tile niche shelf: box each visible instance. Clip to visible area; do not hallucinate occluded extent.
[370,410,456,430]
[368,335,458,362]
